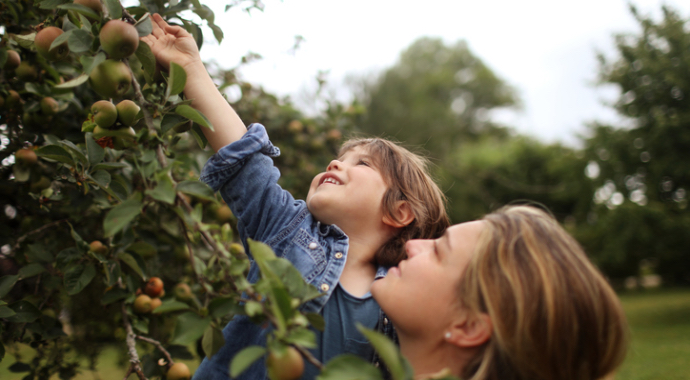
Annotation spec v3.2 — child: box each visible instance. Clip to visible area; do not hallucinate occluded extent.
[142,14,450,380]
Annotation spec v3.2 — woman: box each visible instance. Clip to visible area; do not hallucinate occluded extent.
[372,205,628,380]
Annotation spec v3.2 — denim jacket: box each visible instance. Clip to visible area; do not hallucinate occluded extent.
[193,124,395,380]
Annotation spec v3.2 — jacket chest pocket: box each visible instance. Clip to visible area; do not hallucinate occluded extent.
[282,229,327,283]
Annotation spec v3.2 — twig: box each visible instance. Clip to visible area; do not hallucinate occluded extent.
[12,219,68,251]
[121,302,148,380]
[293,344,323,370]
[135,335,174,368]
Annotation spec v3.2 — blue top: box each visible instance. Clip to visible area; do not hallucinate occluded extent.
[303,284,379,379]
[193,124,385,380]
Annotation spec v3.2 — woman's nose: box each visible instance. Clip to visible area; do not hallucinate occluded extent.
[405,239,432,258]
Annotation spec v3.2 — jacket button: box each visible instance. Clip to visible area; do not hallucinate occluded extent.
[309,242,318,250]
[383,317,389,325]
[334,252,343,259]
[320,283,330,292]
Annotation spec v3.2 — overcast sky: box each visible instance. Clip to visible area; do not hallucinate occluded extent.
[197,0,690,146]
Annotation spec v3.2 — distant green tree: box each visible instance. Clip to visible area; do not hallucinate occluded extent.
[577,5,690,284]
[357,37,518,160]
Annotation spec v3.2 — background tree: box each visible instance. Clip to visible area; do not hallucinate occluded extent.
[357,37,518,160]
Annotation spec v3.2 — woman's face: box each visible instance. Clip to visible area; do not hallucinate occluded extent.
[371,221,485,336]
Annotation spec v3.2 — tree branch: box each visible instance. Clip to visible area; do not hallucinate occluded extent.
[121,302,148,380]
[135,335,174,369]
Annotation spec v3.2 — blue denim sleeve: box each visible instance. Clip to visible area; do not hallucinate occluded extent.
[199,124,307,245]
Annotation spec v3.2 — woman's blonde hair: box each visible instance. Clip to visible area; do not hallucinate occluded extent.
[459,205,628,380]
[339,138,450,266]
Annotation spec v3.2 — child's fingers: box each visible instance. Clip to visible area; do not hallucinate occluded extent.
[151,13,171,34]
[164,24,189,38]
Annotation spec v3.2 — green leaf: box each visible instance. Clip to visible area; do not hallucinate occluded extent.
[103,0,123,19]
[306,312,326,332]
[209,297,242,318]
[0,275,19,298]
[358,326,413,380]
[101,287,129,305]
[39,0,69,10]
[284,327,316,349]
[118,252,145,279]
[64,263,97,295]
[316,354,384,380]
[54,73,89,89]
[151,300,190,314]
[90,170,111,189]
[201,325,225,358]
[92,162,129,171]
[147,175,176,205]
[80,52,106,75]
[12,166,30,183]
[104,199,142,237]
[134,42,156,84]
[166,62,187,98]
[210,24,224,44]
[8,361,32,372]
[190,124,209,149]
[247,239,277,263]
[86,132,105,165]
[67,29,94,53]
[134,13,152,37]
[25,244,54,263]
[49,29,72,51]
[59,140,88,166]
[18,263,46,279]
[7,301,41,323]
[132,317,149,334]
[229,346,266,378]
[175,104,213,130]
[57,3,100,20]
[0,306,16,319]
[35,145,75,166]
[176,180,215,201]
[171,312,211,346]
[14,33,36,49]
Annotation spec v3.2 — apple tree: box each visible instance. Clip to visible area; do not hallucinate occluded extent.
[0,1,423,379]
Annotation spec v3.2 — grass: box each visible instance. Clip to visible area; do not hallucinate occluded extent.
[615,288,690,380]
[2,288,689,379]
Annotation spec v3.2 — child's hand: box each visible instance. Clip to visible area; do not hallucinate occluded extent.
[140,13,201,71]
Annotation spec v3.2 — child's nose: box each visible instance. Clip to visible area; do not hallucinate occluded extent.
[327,160,341,171]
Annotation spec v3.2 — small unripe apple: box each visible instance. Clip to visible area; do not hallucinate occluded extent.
[229,243,246,257]
[5,90,21,109]
[91,100,118,128]
[166,363,191,380]
[115,99,140,126]
[4,50,21,70]
[89,240,108,255]
[89,59,132,99]
[173,283,193,301]
[15,148,38,166]
[15,62,37,81]
[150,297,162,311]
[35,26,69,61]
[145,277,164,298]
[40,97,60,115]
[133,294,153,314]
[74,0,103,20]
[215,205,233,223]
[112,127,136,150]
[100,20,139,60]
[266,346,304,380]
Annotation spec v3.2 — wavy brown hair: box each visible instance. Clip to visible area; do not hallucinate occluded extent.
[459,205,628,380]
[338,138,450,266]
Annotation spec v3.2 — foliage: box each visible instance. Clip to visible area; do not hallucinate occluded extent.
[0,1,411,379]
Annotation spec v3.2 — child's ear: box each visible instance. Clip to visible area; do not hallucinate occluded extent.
[382,201,415,228]
[445,311,492,348]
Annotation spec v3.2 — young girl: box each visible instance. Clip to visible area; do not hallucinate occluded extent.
[142,14,450,379]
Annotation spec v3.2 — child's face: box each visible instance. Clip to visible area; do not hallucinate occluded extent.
[306,146,389,228]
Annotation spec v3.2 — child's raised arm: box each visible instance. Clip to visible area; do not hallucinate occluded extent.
[141,13,246,152]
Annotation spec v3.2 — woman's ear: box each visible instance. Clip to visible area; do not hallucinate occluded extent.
[382,200,415,228]
[446,312,492,348]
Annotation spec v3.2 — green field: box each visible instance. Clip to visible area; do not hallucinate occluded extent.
[2,288,690,379]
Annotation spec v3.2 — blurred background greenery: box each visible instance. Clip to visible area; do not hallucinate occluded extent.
[2,1,690,378]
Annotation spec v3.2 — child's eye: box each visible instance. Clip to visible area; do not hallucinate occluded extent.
[358,160,370,167]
